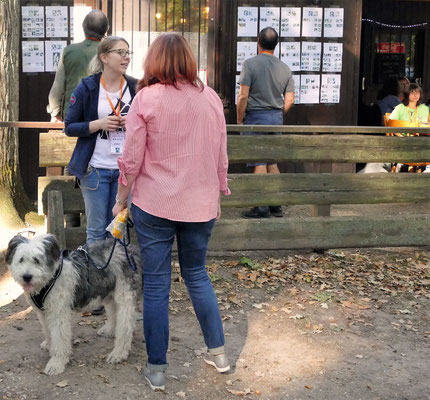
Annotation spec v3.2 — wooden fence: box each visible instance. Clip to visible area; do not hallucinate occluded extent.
[2,122,430,250]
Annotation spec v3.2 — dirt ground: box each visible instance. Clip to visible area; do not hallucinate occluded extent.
[1,241,430,400]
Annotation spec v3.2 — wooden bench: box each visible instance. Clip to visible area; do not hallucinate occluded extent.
[38,127,430,250]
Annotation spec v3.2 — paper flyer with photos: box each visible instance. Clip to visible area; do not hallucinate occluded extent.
[301,42,322,72]
[45,41,67,72]
[302,7,322,37]
[292,75,300,104]
[322,43,343,72]
[300,74,320,104]
[22,41,45,73]
[280,42,301,72]
[237,7,258,37]
[324,8,344,38]
[236,42,257,72]
[46,6,69,38]
[280,7,301,37]
[235,75,241,104]
[259,7,280,33]
[321,74,341,103]
[22,6,45,38]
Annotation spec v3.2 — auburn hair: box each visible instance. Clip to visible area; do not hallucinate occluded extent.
[137,33,202,91]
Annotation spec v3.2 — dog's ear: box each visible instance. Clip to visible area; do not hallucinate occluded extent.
[42,234,61,265]
[5,235,29,264]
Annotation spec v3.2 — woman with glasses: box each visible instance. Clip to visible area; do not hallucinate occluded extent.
[112,33,230,391]
[64,36,137,243]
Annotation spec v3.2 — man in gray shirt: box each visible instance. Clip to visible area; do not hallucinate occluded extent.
[237,27,295,218]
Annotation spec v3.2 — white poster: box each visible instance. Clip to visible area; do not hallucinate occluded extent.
[324,8,344,38]
[236,42,257,72]
[322,43,343,72]
[71,6,92,42]
[301,42,321,72]
[22,41,45,73]
[237,7,258,37]
[280,7,301,37]
[235,75,241,104]
[22,6,45,38]
[45,41,67,72]
[280,42,300,72]
[321,74,341,103]
[273,43,280,59]
[46,6,68,37]
[300,74,320,104]
[260,7,280,33]
[302,7,322,37]
[292,75,300,104]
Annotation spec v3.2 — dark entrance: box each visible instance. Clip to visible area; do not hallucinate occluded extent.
[358,0,430,126]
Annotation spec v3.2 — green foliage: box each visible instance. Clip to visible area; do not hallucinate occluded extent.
[240,256,262,270]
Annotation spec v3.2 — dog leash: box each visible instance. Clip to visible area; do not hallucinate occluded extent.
[77,218,137,272]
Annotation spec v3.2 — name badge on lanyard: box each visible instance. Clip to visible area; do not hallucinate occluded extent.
[110,129,125,154]
[101,74,126,154]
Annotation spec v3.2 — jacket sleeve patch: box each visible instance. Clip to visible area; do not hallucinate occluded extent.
[70,93,76,106]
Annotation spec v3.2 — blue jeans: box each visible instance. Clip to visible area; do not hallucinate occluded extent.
[80,167,119,244]
[132,205,225,367]
[242,109,283,166]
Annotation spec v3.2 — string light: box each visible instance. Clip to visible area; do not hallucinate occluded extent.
[362,18,427,29]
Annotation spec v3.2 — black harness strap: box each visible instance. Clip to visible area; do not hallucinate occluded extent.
[30,251,65,311]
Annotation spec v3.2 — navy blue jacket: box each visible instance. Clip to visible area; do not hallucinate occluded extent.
[64,72,137,179]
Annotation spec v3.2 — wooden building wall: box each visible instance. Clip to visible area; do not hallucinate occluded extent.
[213,0,363,125]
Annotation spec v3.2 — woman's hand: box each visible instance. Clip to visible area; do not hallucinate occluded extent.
[112,202,126,217]
[119,115,127,128]
[98,115,121,132]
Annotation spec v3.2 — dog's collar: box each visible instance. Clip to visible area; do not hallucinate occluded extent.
[30,251,65,311]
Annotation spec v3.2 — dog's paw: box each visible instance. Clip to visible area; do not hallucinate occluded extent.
[40,340,50,351]
[97,325,115,338]
[107,349,128,364]
[44,357,67,375]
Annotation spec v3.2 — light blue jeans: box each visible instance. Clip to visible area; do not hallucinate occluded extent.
[80,166,119,244]
[132,205,225,367]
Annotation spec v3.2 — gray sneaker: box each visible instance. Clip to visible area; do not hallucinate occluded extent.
[143,366,165,391]
[203,351,230,373]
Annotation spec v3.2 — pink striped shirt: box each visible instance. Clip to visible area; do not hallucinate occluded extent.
[118,82,230,222]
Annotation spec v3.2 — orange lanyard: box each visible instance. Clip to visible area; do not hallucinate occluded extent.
[407,106,418,123]
[101,74,124,117]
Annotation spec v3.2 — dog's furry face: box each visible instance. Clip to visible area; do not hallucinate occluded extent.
[6,234,61,294]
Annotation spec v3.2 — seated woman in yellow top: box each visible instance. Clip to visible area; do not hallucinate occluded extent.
[390,83,429,124]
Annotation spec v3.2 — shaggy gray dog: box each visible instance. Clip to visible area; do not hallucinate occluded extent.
[6,234,141,375]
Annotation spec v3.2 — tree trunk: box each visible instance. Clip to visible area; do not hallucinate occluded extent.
[0,0,31,232]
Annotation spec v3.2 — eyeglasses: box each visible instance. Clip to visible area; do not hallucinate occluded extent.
[106,49,133,58]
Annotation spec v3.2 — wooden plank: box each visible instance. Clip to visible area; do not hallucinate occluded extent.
[0,121,64,129]
[39,132,76,167]
[38,176,84,215]
[227,135,430,163]
[209,214,430,250]
[224,173,430,207]
[47,191,66,249]
[4,120,430,135]
[39,172,430,215]
[63,215,430,251]
[227,125,430,135]
[39,133,430,166]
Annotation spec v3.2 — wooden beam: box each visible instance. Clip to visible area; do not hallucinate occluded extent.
[61,214,430,250]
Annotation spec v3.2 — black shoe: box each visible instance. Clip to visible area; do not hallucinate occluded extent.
[91,306,105,316]
[242,206,270,219]
[269,206,283,217]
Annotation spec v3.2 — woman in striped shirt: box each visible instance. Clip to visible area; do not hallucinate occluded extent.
[112,33,230,391]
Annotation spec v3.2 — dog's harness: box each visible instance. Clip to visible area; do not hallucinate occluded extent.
[30,251,65,311]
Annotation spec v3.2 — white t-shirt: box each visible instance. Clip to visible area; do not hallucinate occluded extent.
[89,83,132,169]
